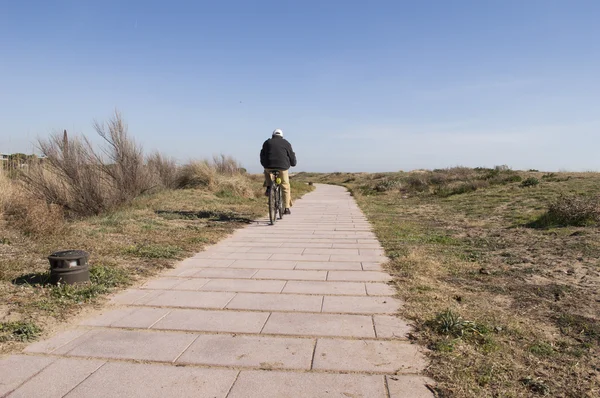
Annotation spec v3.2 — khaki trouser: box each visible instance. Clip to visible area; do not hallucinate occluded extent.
[264,169,292,208]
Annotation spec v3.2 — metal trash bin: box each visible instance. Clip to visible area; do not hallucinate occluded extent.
[48,250,90,285]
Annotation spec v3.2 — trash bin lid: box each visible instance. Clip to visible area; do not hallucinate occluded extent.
[48,250,89,260]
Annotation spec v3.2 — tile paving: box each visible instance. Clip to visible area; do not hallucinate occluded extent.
[0,184,432,397]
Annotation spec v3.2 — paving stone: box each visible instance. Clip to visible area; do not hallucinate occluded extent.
[170,278,211,290]
[10,358,105,398]
[226,293,323,312]
[140,277,185,290]
[58,329,198,362]
[228,371,386,398]
[328,271,392,282]
[269,254,331,262]
[362,262,384,271]
[313,339,427,373]
[163,268,201,277]
[200,278,286,293]
[151,309,269,333]
[374,315,413,339]
[262,312,375,338]
[329,254,387,263]
[360,249,386,256]
[294,261,363,270]
[191,268,258,279]
[229,242,282,247]
[282,281,366,295]
[366,282,396,296]
[223,252,273,260]
[66,362,238,398]
[24,328,92,354]
[177,334,314,370]
[387,375,436,398]
[322,296,400,314]
[246,247,305,254]
[109,289,152,305]
[0,355,56,396]
[210,246,252,253]
[230,259,297,269]
[178,258,237,268]
[302,248,360,255]
[333,243,382,249]
[280,242,333,248]
[139,291,236,309]
[253,269,327,281]
[110,308,171,329]
[79,308,137,327]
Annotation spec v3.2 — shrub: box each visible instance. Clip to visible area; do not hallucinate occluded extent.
[21,112,161,217]
[374,178,402,192]
[177,160,218,189]
[147,152,178,189]
[521,177,540,187]
[211,154,243,175]
[546,194,600,227]
[176,156,255,198]
[436,180,488,197]
[406,175,428,192]
[0,170,15,212]
[4,192,64,236]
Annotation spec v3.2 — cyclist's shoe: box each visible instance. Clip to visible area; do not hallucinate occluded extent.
[264,187,271,197]
[284,208,291,215]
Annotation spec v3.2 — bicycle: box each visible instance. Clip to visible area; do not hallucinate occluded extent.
[268,170,284,225]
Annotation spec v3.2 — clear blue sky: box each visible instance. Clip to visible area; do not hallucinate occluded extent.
[1,0,599,172]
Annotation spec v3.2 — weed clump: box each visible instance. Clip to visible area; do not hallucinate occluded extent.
[124,243,182,259]
[428,309,489,338]
[521,177,540,187]
[0,321,42,343]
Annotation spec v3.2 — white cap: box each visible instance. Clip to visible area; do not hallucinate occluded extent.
[272,129,283,137]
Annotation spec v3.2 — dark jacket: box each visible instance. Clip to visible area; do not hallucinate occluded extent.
[260,136,297,170]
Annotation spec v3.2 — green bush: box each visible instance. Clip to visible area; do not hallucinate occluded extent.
[521,177,540,187]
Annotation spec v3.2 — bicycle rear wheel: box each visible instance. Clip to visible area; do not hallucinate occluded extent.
[268,184,277,225]
[277,186,284,219]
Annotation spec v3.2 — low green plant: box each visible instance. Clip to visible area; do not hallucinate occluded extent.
[529,341,555,357]
[428,309,489,338]
[124,243,182,259]
[0,321,42,342]
[521,177,540,187]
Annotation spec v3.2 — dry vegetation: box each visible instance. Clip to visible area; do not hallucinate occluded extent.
[0,113,313,353]
[294,168,600,397]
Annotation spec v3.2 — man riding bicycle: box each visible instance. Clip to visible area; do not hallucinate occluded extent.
[260,129,297,215]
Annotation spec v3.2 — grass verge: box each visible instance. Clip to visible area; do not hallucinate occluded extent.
[294,170,600,397]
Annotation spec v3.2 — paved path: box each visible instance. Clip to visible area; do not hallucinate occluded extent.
[1,185,432,398]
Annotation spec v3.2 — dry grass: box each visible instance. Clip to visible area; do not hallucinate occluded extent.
[176,158,257,198]
[294,170,600,397]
